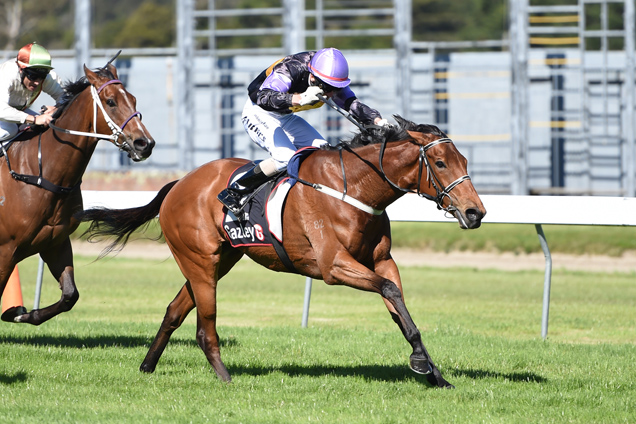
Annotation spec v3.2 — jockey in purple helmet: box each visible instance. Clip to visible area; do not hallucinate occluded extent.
[218,47,390,214]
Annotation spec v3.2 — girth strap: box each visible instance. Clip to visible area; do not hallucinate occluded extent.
[1,133,80,194]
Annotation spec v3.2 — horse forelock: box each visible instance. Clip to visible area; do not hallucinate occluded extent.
[53,67,117,119]
[321,114,447,150]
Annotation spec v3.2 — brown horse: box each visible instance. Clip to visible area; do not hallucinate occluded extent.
[0,61,155,325]
[78,116,485,388]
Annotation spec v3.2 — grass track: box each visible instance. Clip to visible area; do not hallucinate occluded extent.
[1,254,635,423]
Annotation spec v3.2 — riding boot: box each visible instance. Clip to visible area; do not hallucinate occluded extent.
[217,164,271,214]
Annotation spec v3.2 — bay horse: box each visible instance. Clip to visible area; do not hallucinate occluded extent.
[78,116,485,388]
[0,61,155,325]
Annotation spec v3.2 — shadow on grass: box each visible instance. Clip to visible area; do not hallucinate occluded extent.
[228,363,546,385]
[0,334,237,349]
[229,363,427,383]
[0,371,27,385]
[452,367,547,383]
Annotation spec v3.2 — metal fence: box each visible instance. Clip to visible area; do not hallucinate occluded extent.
[2,0,634,196]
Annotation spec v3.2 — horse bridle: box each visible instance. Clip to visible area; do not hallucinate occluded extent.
[49,79,142,158]
[2,79,143,194]
[379,136,471,213]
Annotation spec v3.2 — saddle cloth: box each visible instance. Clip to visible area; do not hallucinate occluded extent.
[222,147,317,248]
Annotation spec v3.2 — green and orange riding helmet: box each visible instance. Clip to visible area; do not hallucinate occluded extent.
[16,42,53,82]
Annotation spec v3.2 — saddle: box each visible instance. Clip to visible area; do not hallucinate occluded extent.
[0,124,47,157]
[222,147,318,272]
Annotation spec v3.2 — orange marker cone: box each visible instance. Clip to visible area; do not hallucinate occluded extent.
[1,266,27,322]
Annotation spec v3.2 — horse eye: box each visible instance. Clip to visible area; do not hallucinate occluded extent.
[435,160,446,169]
[106,99,116,107]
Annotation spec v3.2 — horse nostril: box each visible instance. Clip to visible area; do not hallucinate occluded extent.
[466,208,483,223]
[134,138,154,153]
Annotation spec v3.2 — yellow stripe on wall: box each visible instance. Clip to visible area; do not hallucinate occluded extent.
[530,37,580,45]
[529,15,579,24]
[529,57,581,66]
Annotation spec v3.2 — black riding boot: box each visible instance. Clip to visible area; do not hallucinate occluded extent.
[217,164,270,214]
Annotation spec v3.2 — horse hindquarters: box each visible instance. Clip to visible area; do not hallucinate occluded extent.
[146,164,246,380]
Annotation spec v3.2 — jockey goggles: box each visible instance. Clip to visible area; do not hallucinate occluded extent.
[23,67,50,82]
[312,77,340,94]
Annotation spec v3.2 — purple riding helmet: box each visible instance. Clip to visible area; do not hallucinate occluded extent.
[308,48,351,89]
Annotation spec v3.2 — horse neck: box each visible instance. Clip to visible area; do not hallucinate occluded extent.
[331,140,418,210]
[42,89,99,186]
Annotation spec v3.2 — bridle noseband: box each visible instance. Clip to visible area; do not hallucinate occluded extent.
[379,136,471,213]
[49,78,143,158]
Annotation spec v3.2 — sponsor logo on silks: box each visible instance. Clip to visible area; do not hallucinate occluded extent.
[224,223,265,243]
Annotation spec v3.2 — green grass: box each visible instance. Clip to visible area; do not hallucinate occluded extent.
[1,254,635,423]
[390,222,636,256]
[74,220,636,256]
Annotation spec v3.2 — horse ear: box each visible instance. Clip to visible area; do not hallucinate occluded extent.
[406,130,428,144]
[106,63,119,79]
[84,65,99,85]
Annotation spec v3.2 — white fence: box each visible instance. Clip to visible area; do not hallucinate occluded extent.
[33,191,636,339]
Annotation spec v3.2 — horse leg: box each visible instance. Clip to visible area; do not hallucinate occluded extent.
[141,247,243,378]
[326,252,452,388]
[374,257,453,389]
[189,271,230,381]
[140,282,195,373]
[16,239,79,326]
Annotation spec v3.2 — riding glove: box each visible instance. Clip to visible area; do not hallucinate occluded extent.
[299,86,324,106]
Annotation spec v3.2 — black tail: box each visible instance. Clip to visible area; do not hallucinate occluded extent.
[75,180,179,257]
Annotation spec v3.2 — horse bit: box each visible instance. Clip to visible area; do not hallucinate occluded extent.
[380,137,471,215]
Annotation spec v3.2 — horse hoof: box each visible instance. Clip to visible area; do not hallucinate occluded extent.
[409,357,432,375]
[139,363,156,373]
[1,306,28,323]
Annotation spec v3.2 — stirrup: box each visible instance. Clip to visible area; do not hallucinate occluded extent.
[218,189,245,214]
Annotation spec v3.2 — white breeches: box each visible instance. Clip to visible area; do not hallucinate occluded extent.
[0,109,37,142]
[241,99,327,171]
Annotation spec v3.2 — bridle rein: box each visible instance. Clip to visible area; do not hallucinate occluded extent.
[379,136,471,214]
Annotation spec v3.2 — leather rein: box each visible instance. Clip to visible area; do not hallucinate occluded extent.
[1,79,141,194]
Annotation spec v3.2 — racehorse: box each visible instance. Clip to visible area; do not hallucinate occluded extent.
[78,116,485,388]
[0,60,155,325]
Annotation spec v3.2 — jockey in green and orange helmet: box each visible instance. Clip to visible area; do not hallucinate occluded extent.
[0,42,64,141]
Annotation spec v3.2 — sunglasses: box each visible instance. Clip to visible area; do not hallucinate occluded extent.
[23,68,50,82]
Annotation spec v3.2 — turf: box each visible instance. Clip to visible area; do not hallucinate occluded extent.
[1,254,634,423]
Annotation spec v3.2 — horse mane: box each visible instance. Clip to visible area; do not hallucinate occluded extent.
[321,114,448,150]
[52,66,117,119]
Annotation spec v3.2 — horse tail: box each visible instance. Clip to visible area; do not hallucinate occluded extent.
[76,180,179,257]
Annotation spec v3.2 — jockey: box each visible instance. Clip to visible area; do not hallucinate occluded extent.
[0,42,64,142]
[218,47,390,214]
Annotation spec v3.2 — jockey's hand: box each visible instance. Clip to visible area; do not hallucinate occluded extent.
[299,86,324,106]
[375,118,392,129]
[33,114,54,127]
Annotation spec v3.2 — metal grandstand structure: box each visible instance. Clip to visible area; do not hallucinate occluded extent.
[5,0,635,196]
